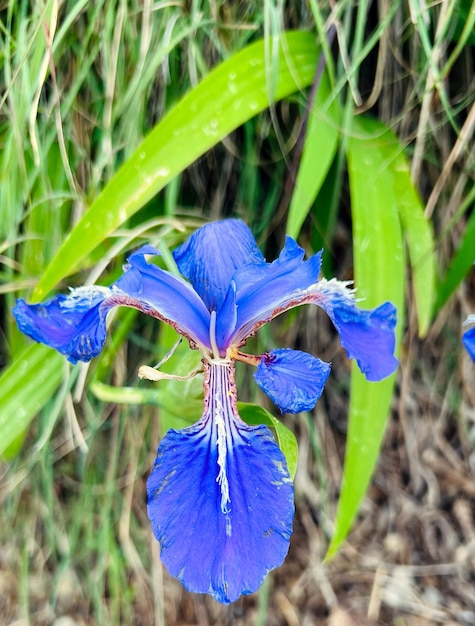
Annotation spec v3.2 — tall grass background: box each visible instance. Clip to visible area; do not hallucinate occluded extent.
[1,1,474,624]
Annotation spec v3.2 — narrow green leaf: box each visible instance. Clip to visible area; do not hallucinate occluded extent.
[326,115,404,559]
[435,205,475,313]
[377,120,436,336]
[0,344,65,456]
[33,31,319,301]
[286,72,341,239]
[238,403,298,479]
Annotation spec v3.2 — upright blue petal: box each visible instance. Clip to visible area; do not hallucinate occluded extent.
[13,246,212,363]
[173,219,265,312]
[216,237,322,350]
[254,348,331,414]
[117,246,211,349]
[463,322,475,362]
[147,361,294,603]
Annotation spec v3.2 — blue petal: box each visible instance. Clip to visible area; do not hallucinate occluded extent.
[315,281,398,381]
[463,325,475,362]
[13,246,212,362]
[254,348,331,414]
[216,236,322,350]
[173,219,265,312]
[147,362,294,603]
[117,246,211,349]
[13,287,110,364]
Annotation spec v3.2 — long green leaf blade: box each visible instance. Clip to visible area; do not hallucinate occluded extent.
[0,344,65,456]
[33,32,319,301]
[435,205,475,313]
[326,115,405,559]
[385,124,436,336]
[286,72,341,239]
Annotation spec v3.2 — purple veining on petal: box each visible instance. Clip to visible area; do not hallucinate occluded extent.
[147,359,294,603]
[219,260,397,382]
[12,246,213,362]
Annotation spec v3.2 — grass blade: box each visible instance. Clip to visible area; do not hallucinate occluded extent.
[33,31,319,301]
[435,206,475,313]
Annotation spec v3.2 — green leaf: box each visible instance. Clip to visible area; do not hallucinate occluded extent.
[326,115,405,559]
[286,72,341,239]
[91,327,204,428]
[383,122,436,337]
[32,31,320,301]
[0,344,66,457]
[238,403,298,480]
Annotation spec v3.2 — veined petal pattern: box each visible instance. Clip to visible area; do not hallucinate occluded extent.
[147,360,294,603]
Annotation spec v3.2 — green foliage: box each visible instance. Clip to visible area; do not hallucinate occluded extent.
[0,344,65,456]
[434,189,475,314]
[286,72,341,239]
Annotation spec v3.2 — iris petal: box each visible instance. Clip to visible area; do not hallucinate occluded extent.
[13,246,212,362]
[463,324,475,362]
[147,361,294,604]
[117,246,211,349]
[173,219,265,312]
[254,348,331,414]
[216,236,322,350]
[315,279,398,381]
[13,287,111,363]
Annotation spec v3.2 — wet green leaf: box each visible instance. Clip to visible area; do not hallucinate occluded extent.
[326,115,405,559]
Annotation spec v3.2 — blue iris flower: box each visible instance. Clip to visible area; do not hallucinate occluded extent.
[463,315,475,362]
[13,219,398,603]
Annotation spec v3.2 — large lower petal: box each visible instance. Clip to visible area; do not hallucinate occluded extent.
[13,246,212,363]
[147,361,294,603]
[254,348,331,414]
[173,219,265,312]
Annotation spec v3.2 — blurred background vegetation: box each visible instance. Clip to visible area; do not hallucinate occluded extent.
[1,0,474,624]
